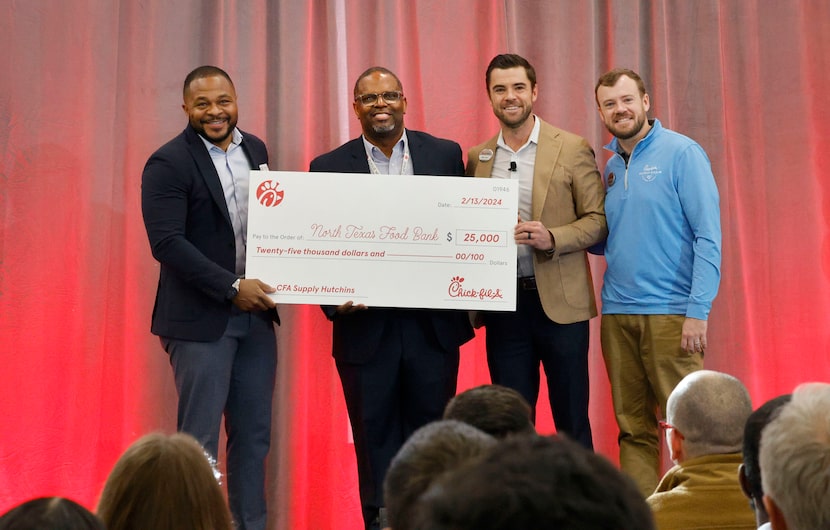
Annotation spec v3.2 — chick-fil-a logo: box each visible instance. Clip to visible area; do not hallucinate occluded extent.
[256,180,285,207]
[448,276,504,300]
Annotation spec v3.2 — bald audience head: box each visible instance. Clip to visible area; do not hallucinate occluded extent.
[760,382,830,530]
[442,384,535,438]
[665,370,752,463]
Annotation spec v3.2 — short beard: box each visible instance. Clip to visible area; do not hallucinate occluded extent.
[500,107,532,130]
[372,122,397,135]
[607,115,645,140]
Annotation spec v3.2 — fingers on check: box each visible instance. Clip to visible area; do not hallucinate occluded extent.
[515,224,533,238]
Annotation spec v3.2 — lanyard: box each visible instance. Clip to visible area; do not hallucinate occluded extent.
[366,142,411,175]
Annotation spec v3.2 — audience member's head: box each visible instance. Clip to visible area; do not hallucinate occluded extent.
[664,369,752,463]
[0,497,103,530]
[442,384,535,438]
[415,434,654,530]
[97,432,233,530]
[738,394,792,527]
[383,420,496,530]
[760,382,830,530]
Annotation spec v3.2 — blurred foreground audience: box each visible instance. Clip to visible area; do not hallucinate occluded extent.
[383,420,495,530]
[738,394,791,530]
[0,497,103,530]
[415,434,654,530]
[760,382,830,530]
[97,432,233,530]
[442,384,535,438]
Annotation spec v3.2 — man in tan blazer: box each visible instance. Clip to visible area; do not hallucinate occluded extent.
[466,54,606,448]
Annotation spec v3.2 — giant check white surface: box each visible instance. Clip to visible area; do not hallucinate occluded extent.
[245,171,518,310]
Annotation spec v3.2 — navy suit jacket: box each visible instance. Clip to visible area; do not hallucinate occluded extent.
[142,126,278,342]
[309,130,474,363]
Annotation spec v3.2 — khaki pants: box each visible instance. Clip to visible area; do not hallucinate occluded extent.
[600,314,703,497]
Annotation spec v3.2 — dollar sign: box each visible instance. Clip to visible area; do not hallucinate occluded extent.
[446,232,453,242]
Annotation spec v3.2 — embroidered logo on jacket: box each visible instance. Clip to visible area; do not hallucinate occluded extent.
[640,164,662,182]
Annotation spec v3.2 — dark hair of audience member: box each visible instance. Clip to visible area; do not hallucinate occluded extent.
[383,420,496,530]
[442,384,535,438]
[0,497,104,530]
[96,432,233,530]
[415,434,655,530]
[740,395,791,511]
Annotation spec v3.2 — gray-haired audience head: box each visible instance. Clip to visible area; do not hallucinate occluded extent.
[760,382,830,530]
[738,394,791,527]
[665,370,753,463]
[442,384,535,438]
[0,497,104,530]
[415,434,654,530]
[383,420,496,530]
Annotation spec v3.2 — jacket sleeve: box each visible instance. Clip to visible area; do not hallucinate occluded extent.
[547,137,608,255]
[677,144,721,319]
[141,146,237,302]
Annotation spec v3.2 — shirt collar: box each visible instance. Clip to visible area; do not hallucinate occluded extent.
[362,129,408,160]
[607,118,660,155]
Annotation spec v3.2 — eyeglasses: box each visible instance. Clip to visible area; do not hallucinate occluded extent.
[354,91,403,106]
[658,420,685,440]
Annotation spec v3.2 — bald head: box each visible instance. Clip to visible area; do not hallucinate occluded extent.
[666,370,752,460]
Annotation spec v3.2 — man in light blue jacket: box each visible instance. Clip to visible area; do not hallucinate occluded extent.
[594,68,722,497]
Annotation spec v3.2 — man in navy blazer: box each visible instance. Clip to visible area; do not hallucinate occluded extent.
[141,66,279,530]
[309,66,474,530]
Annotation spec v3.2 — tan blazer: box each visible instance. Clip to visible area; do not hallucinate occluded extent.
[466,118,607,324]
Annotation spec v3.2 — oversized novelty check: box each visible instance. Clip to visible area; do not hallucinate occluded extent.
[245,171,518,310]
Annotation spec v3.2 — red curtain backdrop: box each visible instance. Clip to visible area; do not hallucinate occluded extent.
[1,1,829,528]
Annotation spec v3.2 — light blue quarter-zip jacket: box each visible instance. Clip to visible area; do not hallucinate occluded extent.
[600,119,721,320]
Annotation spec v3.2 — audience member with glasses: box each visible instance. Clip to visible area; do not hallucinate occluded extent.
[647,370,755,530]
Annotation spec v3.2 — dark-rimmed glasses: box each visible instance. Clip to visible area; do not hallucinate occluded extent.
[354,91,403,106]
